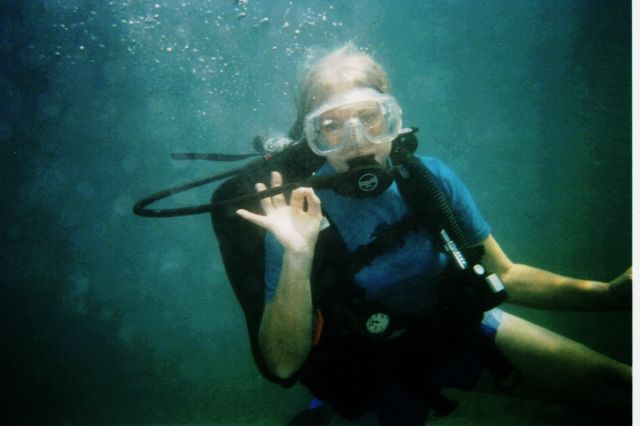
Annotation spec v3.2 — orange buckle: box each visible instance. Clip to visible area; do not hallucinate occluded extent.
[312,308,324,346]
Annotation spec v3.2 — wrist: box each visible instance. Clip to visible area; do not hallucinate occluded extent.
[588,280,630,310]
[283,248,315,273]
[607,280,632,309]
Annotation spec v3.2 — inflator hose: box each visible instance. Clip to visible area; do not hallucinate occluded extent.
[390,139,469,249]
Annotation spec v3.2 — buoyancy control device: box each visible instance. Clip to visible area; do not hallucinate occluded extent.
[132,128,517,417]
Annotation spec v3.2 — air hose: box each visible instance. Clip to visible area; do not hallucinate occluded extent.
[390,131,469,268]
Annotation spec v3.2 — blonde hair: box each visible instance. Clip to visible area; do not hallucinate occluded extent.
[289,43,391,139]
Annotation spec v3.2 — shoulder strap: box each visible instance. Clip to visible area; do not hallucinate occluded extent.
[390,150,468,249]
[310,214,362,309]
[310,212,422,305]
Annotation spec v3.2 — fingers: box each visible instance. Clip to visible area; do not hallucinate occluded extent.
[290,187,306,210]
[306,188,322,217]
[243,171,322,230]
[236,208,269,229]
[255,182,273,213]
[270,171,286,208]
[271,171,283,186]
[290,187,322,216]
[255,171,286,212]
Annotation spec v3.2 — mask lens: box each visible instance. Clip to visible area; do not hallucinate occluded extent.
[354,104,383,130]
[304,90,402,156]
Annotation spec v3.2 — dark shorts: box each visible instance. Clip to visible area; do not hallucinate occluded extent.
[423,308,503,389]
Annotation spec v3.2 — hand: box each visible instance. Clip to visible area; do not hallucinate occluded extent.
[236,171,323,254]
[607,267,632,309]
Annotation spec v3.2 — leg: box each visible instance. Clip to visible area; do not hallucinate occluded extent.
[474,312,631,417]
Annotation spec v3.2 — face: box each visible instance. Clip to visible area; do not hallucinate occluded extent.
[304,88,401,172]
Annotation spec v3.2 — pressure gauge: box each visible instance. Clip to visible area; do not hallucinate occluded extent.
[365,312,390,335]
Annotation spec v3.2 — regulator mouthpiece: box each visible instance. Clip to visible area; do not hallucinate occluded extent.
[332,155,393,198]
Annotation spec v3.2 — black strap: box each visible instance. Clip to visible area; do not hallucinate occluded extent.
[346,214,421,276]
[390,143,469,250]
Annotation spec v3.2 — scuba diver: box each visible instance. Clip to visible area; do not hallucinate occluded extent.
[135,44,631,424]
[232,44,631,425]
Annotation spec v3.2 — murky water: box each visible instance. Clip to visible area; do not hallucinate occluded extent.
[1,1,630,424]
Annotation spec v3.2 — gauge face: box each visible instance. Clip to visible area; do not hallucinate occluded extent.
[365,312,390,335]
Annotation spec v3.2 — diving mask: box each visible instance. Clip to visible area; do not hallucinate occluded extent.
[303,88,403,156]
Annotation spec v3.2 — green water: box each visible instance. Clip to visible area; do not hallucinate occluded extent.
[1,1,630,424]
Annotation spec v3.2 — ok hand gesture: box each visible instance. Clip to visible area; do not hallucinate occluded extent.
[236,171,323,254]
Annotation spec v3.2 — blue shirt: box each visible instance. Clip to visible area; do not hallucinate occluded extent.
[264,156,491,317]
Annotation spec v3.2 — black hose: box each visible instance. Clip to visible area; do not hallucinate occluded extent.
[390,139,469,249]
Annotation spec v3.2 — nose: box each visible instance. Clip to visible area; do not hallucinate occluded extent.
[344,119,367,149]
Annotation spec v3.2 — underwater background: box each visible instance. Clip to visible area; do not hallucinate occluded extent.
[1,0,631,425]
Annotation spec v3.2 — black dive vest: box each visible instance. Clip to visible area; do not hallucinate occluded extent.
[295,157,508,419]
[210,135,517,420]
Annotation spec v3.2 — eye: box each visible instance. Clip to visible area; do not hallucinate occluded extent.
[357,109,381,126]
[320,118,341,134]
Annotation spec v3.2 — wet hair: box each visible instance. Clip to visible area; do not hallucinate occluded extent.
[289,43,391,140]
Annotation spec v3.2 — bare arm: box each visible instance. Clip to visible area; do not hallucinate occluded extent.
[480,235,631,310]
[236,172,323,379]
[259,250,314,379]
